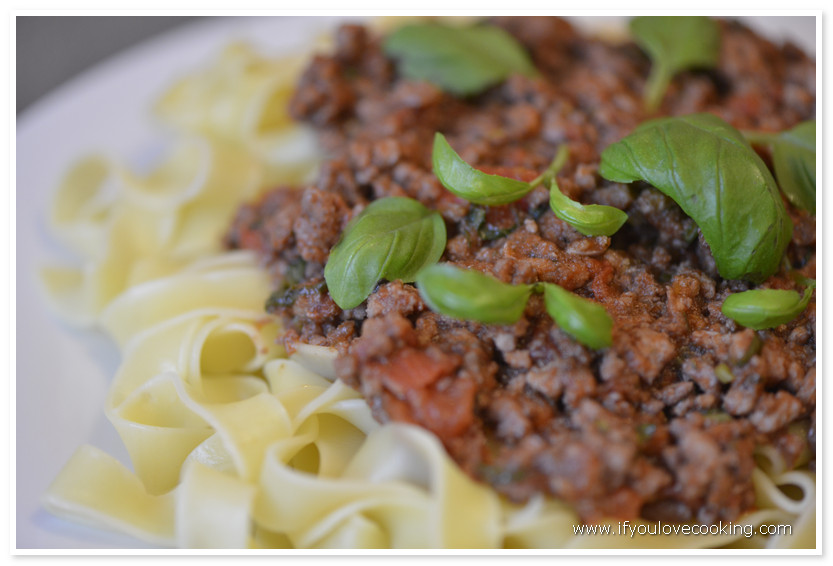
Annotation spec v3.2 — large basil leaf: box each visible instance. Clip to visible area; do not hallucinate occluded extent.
[772,120,816,213]
[599,113,792,283]
[324,197,446,309]
[722,280,815,330]
[433,133,534,205]
[384,23,537,97]
[541,283,612,349]
[630,16,721,111]
[415,263,532,324]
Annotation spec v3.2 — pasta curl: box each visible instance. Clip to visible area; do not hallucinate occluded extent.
[40,138,264,327]
[44,260,507,548]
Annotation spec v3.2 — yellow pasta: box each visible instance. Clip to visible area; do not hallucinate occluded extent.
[156,41,321,188]
[39,136,266,327]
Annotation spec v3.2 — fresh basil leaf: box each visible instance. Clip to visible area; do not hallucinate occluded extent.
[541,283,613,349]
[433,133,534,205]
[721,280,815,329]
[630,16,721,111]
[599,113,792,283]
[415,263,532,324]
[772,120,816,213]
[324,197,446,309]
[383,23,537,97]
[549,178,628,236]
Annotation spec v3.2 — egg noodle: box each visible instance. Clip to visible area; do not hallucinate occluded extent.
[39,23,815,550]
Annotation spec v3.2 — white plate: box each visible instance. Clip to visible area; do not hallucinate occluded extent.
[15,15,816,550]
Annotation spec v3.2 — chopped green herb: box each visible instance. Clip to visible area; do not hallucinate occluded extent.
[714,363,736,384]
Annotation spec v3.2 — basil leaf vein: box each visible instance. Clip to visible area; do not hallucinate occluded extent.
[325,197,446,309]
[721,280,815,329]
[433,133,534,205]
[630,16,721,111]
[384,23,537,97]
[599,113,792,283]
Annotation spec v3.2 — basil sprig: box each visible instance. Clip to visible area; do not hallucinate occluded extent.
[549,179,628,237]
[721,279,815,330]
[434,134,628,236]
[415,263,613,349]
[324,196,446,309]
[599,113,792,283]
[630,16,721,111]
[383,23,537,97]
[746,120,816,214]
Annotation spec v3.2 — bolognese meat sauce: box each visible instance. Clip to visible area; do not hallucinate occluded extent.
[226,18,816,524]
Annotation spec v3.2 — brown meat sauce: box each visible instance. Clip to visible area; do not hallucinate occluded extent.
[226,18,816,524]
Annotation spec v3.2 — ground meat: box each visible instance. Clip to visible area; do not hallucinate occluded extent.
[225,17,816,524]
[749,391,806,434]
[293,187,350,264]
[289,55,355,126]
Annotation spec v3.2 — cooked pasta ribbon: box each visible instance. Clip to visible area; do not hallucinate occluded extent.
[40,137,264,327]
[156,42,320,187]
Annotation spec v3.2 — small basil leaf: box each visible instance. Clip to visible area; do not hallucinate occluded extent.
[325,197,446,309]
[549,179,628,236]
[721,280,815,330]
[599,113,792,283]
[541,283,613,349]
[383,23,537,97]
[630,16,721,111]
[433,133,534,205]
[415,263,532,324]
[772,120,816,213]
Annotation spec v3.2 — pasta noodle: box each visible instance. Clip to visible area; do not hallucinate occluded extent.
[39,136,267,327]
[155,42,322,188]
[39,20,816,550]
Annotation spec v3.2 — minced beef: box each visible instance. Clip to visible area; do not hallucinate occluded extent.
[226,18,816,524]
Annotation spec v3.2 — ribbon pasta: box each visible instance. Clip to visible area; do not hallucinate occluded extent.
[39,31,815,550]
[156,42,322,188]
[42,262,507,548]
[39,137,265,327]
